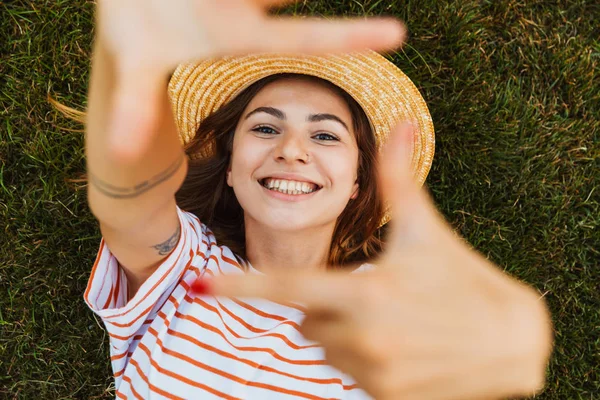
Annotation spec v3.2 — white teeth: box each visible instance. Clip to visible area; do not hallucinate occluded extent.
[262,178,318,195]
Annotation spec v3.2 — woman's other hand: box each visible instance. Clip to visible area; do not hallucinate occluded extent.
[207,123,554,400]
[95,0,405,161]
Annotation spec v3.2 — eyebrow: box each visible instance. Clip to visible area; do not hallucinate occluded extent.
[244,106,350,133]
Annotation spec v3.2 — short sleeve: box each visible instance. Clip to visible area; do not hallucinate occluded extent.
[83,205,202,345]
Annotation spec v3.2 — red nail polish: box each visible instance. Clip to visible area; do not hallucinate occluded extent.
[191,278,212,295]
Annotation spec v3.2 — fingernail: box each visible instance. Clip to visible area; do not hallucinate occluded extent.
[191,278,212,295]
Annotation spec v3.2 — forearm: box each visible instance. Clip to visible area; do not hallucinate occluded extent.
[85,38,187,230]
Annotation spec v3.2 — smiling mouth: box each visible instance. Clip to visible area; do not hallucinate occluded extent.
[259,178,322,195]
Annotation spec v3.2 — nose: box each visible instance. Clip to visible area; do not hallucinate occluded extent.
[274,132,310,164]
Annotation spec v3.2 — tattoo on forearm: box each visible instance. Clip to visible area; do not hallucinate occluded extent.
[151,224,181,255]
[89,153,185,199]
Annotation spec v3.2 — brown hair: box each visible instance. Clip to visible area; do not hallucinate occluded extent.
[175,73,387,268]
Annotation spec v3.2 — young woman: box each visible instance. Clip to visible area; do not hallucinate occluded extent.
[76,1,553,399]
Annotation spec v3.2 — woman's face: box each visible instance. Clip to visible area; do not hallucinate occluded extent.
[227,77,359,232]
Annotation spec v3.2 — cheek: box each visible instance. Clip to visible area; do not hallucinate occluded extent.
[230,138,269,184]
[325,149,359,185]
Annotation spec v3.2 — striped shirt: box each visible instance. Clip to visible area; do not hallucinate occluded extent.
[85,205,375,399]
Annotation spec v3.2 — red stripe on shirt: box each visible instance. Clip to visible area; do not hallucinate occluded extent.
[144,330,338,400]
[171,309,326,366]
[135,343,241,400]
[149,322,342,386]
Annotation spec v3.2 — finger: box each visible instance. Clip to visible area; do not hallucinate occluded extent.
[299,313,371,378]
[300,311,353,347]
[379,122,441,247]
[322,346,373,389]
[260,16,406,55]
[206,270,360,314]
[108,64,164,162]
[380,122,424,222]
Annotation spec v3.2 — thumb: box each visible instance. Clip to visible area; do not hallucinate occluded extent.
[379,121,418,212]
[379,122,438,247]
[108,66,164,162]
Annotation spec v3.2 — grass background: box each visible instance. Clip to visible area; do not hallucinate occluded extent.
[1,0,598,398]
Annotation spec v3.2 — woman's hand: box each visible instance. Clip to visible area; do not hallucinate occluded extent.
[205,123,554,400]
[97,0,405,74]
[96,0,405,160]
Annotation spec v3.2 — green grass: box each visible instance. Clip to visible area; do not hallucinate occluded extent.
[1,0,598,398]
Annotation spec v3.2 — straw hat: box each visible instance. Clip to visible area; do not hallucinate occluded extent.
[167,49,435,227]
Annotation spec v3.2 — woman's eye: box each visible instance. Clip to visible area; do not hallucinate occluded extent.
[253,126,277,135]
[314,133,339,141]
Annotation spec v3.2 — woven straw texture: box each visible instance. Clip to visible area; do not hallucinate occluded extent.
[167,49,435,227]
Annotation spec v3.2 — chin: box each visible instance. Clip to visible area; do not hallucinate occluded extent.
[263,216,319,232]
[250,210,333,233]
